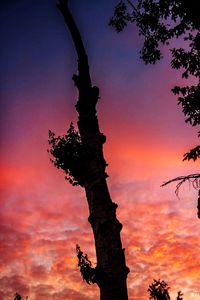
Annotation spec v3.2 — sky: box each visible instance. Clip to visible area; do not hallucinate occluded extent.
[0,0,200,299]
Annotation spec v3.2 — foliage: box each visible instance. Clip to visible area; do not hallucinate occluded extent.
[48,122,85,186]
[13,293,22,300]
[183,145,200,161]
[177,291,184,300]
[148,279,170,300]
[76,245,96,284]
[13,293,29,300]
[109,1,134,32]
[172,83,200,128]
[110,0,200,161]
[148,279,183,300]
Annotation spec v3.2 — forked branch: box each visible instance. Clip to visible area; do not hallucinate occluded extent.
[161,173,200,197]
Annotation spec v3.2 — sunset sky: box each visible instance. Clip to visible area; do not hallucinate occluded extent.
[0,0,200,299]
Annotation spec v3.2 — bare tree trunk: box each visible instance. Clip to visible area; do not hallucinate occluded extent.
[56,1,129,299]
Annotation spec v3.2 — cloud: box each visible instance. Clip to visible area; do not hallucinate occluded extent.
[0,275,30,300]
[1,165,199,299]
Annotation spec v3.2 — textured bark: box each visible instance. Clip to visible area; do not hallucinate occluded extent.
[57,1,129,299]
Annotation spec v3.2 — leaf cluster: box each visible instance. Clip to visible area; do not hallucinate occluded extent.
[110,0,200,162]
[148,279,170,300]
[110,1,200,64]
[13,293,29,300]
[172,84,200,126]
[183,145,200,162]
[109,1,134,32]
[13,294,22,300]
[148,279,183,300]
[76,245,96,284]
[48,123,85,186]
[110,1,197,63]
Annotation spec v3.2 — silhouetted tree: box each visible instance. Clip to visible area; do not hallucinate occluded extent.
[110,0,200,153]
[148,280,183,300]
[110,0,200,214]
[48,1,129,299]
[148,279,170,300]
[13,293,28,300]
[13,293,21,300]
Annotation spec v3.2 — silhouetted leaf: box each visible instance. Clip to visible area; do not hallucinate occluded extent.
[48,123,85,186]
[76,245,96,284]
[110,0,200,161]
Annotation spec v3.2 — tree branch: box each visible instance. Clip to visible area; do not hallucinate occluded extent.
[56,0,91,88]
[161,173,200,197]
[126,0,137,12]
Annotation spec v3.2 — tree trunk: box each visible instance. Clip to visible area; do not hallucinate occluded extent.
[56,1,129,299]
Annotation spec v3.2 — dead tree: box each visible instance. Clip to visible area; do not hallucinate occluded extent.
[49,1,130,299]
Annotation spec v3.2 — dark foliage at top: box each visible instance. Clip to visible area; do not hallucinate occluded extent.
[110,1,200,62]
[48,122,85,186]
[148,279,183,300]
[110,0,200,161]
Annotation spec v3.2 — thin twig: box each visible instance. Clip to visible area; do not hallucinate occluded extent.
[161,173,200,197]
[126,0,137,12]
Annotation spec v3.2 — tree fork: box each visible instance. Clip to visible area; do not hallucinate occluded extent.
[56,0,129,299]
